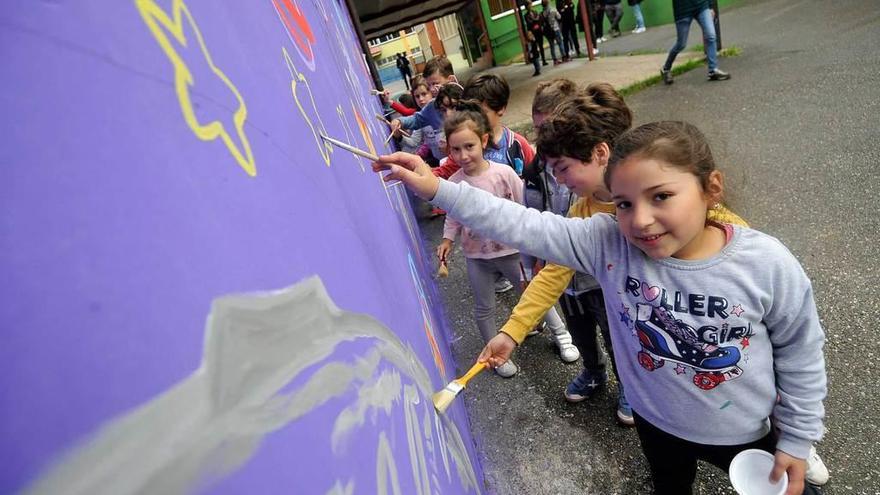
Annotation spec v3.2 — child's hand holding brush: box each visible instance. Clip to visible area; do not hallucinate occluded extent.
[436,239,452,277]
[477,332,518,370]
[371,152,440,200]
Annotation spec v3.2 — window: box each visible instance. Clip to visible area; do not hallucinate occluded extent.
[367,28,417,47]
[487,0,514,17]
[367,32,400,46]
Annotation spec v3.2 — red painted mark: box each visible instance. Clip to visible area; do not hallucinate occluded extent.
[272,0,315,64]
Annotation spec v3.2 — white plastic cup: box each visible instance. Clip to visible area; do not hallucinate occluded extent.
[729,449,788,495]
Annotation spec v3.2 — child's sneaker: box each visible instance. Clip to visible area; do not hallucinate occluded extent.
[526,321,546,337]
[495,359,518,378]
[549,326,580,363]
[564,369,607,402]
[615,383,635,426]
[494,278,514,293]
[806,445,829,485]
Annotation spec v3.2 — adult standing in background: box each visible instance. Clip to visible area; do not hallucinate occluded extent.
[628,0,647,33]
[660,0,730,84]
[396,53,412,90]
[558,0,582,58]
[541,0,567,63]
[525,3,548,67]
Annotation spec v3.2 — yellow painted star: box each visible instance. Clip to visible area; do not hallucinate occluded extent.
[136,0,257,176]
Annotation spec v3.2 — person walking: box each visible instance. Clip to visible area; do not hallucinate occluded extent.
[558,0,581,58]
[396,52,412,90]
[661,0,730,84]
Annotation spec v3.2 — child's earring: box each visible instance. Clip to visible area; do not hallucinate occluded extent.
[712,202,721,210]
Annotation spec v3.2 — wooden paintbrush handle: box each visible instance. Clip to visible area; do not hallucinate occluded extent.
[456,362,488,386]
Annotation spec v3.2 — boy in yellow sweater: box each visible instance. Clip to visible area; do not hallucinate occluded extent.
[494,85,747,425]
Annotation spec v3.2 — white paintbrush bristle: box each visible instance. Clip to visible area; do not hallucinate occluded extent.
[432,381,464,413]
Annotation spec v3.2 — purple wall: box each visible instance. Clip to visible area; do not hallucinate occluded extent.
[0,1,482,493]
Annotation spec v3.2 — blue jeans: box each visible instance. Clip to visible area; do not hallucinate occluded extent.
[663,7,718,73]
[548,29,565,61]
[632,3,645,29]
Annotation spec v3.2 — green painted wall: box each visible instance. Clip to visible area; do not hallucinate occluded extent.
[604,0,740,33]
[480,0,741,65]
[479,2,527,66]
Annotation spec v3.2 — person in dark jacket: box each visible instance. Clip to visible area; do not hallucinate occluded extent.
[558,0,581,58]
[396,53,412,90]
[525,4,548,67]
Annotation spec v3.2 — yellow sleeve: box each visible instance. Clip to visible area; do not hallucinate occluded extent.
[499,263,575,344]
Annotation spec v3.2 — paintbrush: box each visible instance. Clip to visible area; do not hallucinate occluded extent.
[319,134,401,187]
[375,113,411,137]
[437,256,448,277]
[432,362,488,413]
[320,133,379,161]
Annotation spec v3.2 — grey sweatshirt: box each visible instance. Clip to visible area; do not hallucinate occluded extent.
[433,180,826,459]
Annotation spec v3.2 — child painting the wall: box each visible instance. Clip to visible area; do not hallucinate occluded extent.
[434,101,526,378]
[373,121,826,495]
[391,55,458,161]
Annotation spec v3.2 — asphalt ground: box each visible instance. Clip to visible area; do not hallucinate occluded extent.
[415,0,880,493]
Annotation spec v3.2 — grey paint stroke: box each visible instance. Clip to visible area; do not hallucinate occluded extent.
[26,276,480,495]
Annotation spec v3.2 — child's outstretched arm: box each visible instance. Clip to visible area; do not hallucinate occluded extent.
[498,263,575,343]
[373,153,603,273]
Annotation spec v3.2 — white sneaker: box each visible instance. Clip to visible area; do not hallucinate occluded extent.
[633,27,646,34]
[495,360,518,378]
[805,446,829,486]
[550,326,580,363]
[598,36,608,43]
[592,47,599,56]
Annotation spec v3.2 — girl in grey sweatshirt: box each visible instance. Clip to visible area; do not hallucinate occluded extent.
[373,121,826,494]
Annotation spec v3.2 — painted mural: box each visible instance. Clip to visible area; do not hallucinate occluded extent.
[0,1,482,493]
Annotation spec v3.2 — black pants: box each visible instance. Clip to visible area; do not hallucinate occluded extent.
[634,412,776,495]
[634,414,822,495]
[399,70,411,90]
[561,22,580,56]
[560,289,617,380]
[592,5,605,40]
[533,33,547,63]
[530,40,541,72]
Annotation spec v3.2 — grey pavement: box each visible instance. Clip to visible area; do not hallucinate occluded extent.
[415,0,880,493]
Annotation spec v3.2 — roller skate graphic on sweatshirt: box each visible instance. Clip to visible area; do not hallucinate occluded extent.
[635,304,742,390]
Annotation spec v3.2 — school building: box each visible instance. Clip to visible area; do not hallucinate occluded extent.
[357,0,738,88]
